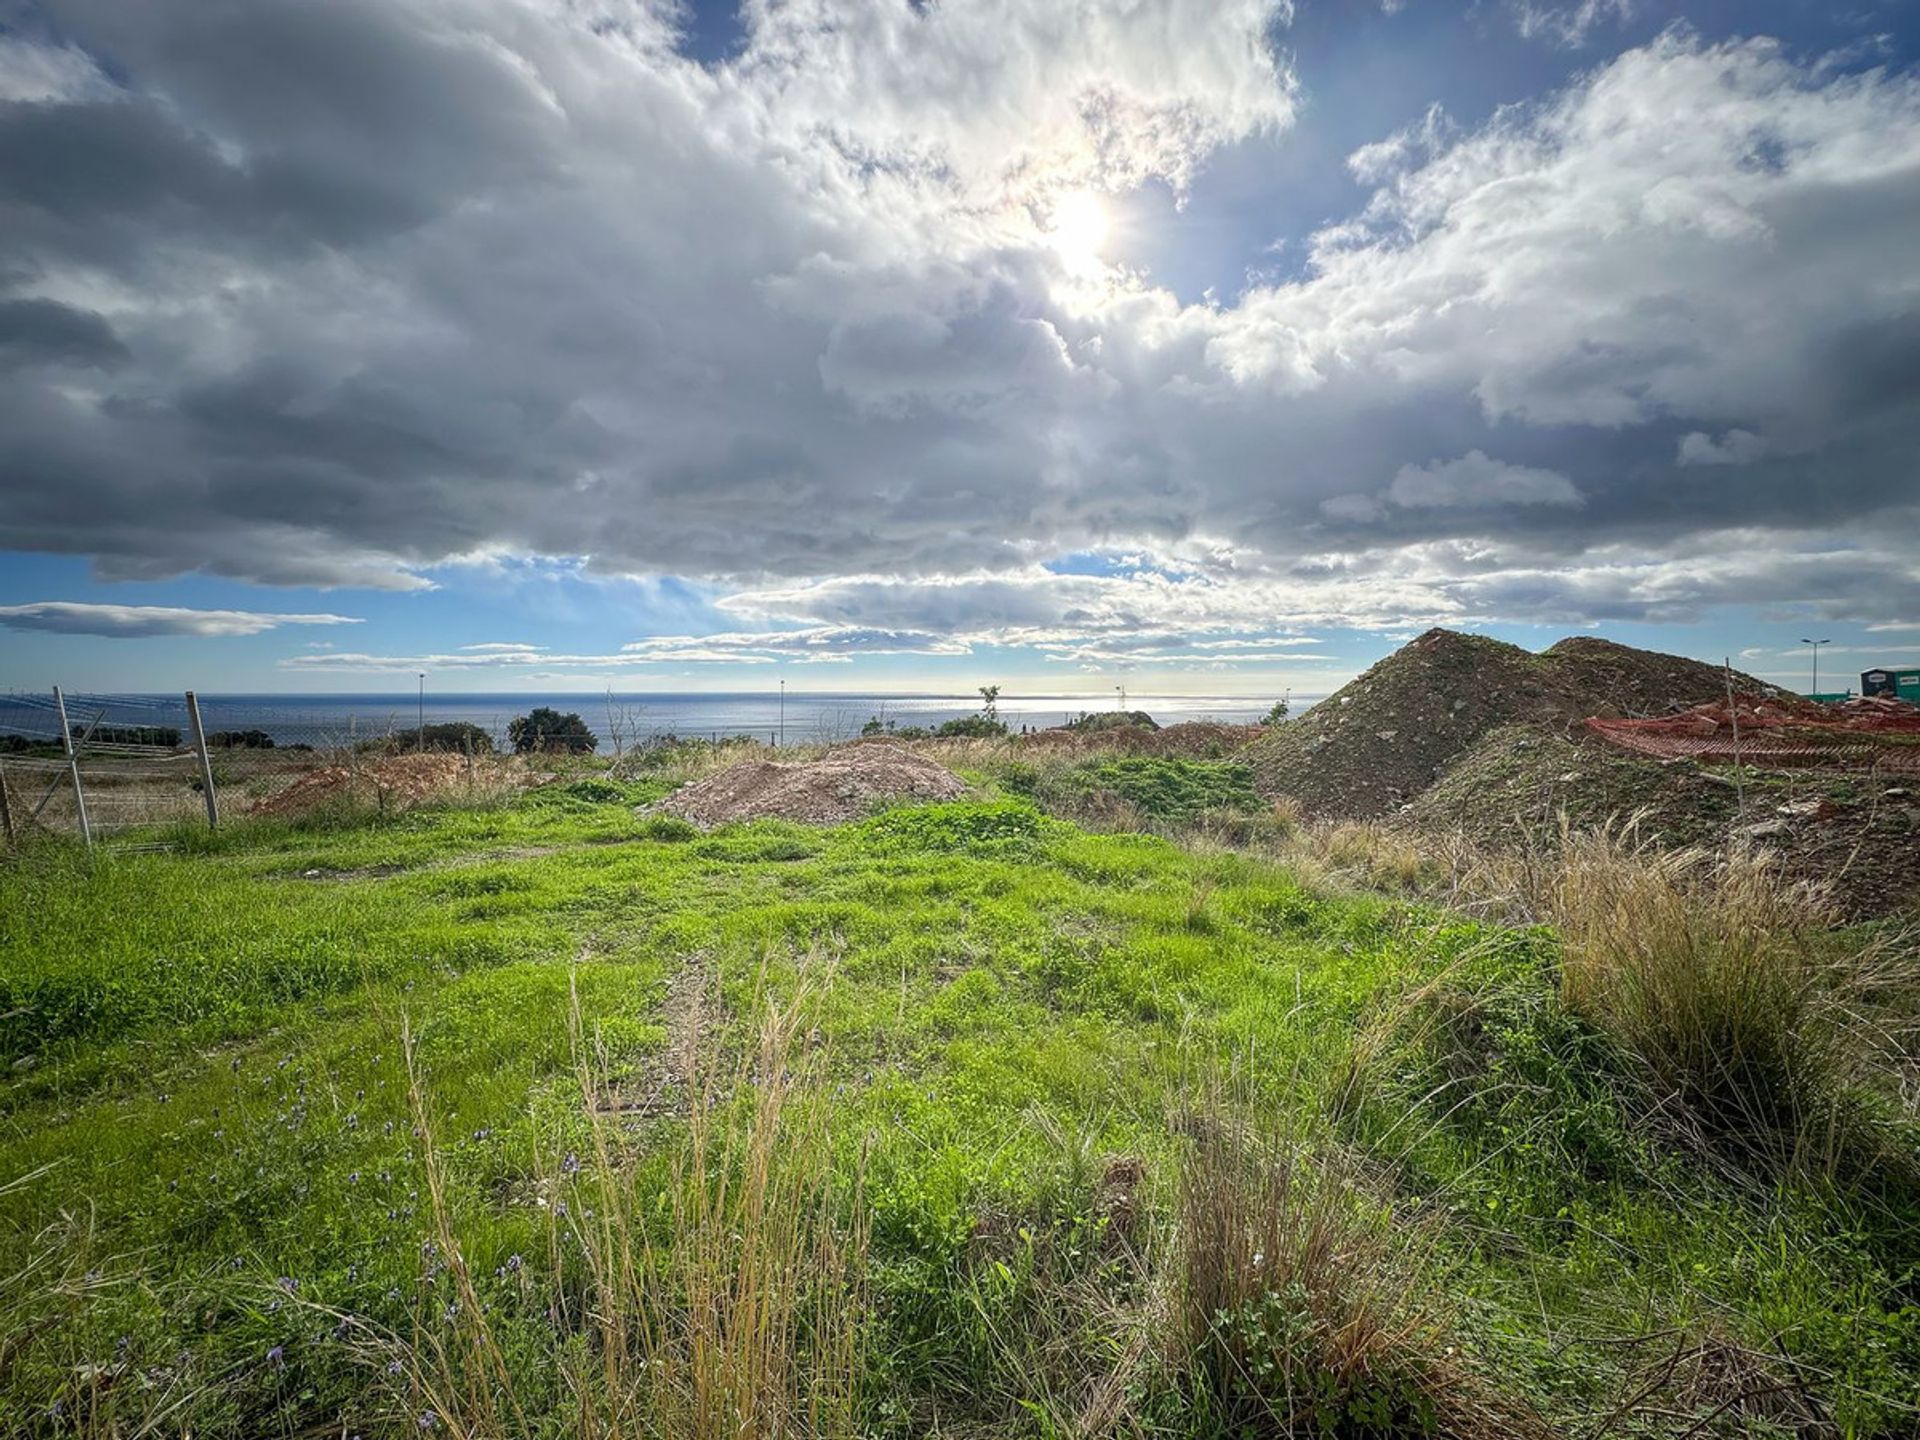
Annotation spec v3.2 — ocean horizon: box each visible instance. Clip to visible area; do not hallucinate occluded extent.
[3,688,1301,753]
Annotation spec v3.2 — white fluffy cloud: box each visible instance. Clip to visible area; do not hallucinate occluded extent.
[0,602,361,638]
[1,7,1918,646]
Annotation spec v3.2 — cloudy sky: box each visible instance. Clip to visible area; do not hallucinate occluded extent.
[1,0,1916,698]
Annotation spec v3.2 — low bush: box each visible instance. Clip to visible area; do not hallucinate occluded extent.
[206,728,276,748]
[934,714,1008,739]
[508,707,597,754]
[1063,709,1159,732]
[409,721,495,754]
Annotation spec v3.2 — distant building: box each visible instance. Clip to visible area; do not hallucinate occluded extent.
[1861,667,1920,703]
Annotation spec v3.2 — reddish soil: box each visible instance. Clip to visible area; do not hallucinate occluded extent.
[656,743,965,827]
[1587,694,1920,772]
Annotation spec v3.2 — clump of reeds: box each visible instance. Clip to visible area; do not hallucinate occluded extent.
[1544,820,1918,1178]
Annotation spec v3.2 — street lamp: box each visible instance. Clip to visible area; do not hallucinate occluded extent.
[779,677,785,748]
[417,672,426,750]
[1799,639,1830,699]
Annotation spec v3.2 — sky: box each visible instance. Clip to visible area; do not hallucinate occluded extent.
[1,0,1917,699]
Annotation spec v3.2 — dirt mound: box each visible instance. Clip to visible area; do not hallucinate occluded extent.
[1537,635,1787,718]
[1248,629,1780,819]
[1409,725,1920,917]
[655,743,965,827]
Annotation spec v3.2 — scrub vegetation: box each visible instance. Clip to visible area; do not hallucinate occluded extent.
[2,742,1917,1438]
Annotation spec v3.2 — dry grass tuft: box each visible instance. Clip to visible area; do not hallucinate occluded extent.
[395,960,867,1440]
[1544,820,1919,1177]
[1172,1091,1545,1439]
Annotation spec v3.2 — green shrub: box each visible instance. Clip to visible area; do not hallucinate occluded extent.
[508,707,597,754]
[935,714,1008,739]
[1063,709,1158,732]
[206,728,276,749]
[410,721,494,754]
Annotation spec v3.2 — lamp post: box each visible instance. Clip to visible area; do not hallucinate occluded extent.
[417,672,425,750]
[779,677,785,748]
[1799,638,1830,699]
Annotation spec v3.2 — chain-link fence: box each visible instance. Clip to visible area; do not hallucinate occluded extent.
[0,690,522,848]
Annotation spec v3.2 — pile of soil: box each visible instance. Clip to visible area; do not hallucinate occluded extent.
[1410,724,1920,917]
[1248,629,1780,819]
[655,743,965,827]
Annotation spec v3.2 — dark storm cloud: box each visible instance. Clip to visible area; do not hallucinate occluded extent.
[0,5,1916,634]
[0,297,126,368]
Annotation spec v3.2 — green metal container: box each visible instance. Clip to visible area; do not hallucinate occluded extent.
[1860,667,1920,703]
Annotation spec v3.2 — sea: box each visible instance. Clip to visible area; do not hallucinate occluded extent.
[3,690,1292,754]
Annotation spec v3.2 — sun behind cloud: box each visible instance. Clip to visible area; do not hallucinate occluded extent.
[1045,188,1110,270]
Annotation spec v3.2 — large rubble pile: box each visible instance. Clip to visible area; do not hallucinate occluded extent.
[1248,629,1780,819]
[654,743,965,827]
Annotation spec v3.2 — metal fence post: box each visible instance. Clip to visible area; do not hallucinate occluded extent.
[0,755,15,845]
[53,685,92,849]
[186,690,219,829]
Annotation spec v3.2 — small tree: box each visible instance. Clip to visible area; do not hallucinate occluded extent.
[508,707,598,754]
[861,716,886,737]
[978,684,1001,723]
[1261,692,1291,726]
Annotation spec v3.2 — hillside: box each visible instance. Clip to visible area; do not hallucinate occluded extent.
[1248,628,1782,818]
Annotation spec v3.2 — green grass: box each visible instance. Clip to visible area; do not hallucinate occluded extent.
[1,786,1915,1437]
[1001,754,1264,824]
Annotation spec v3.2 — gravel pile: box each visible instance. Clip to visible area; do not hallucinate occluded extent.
[654,743,965,827]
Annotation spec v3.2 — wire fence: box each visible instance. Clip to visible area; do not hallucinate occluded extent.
[0,689,530,849]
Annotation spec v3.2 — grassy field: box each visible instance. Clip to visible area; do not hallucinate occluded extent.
[2,754,1917,1437]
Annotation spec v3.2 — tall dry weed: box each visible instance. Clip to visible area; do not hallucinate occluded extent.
[1545,820,1918,1176]
[392,962,867,1440]
[1172,1088,1545,1439]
